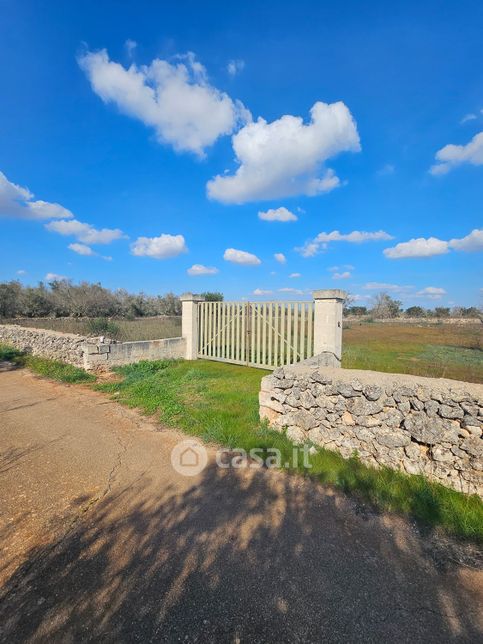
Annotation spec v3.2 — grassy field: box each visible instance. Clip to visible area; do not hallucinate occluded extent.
[1,316,182,341]
[343,322,482,383]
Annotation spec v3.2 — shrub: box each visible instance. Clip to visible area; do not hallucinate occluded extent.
[87,317,121,339]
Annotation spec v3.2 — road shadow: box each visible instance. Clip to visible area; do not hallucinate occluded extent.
[0,463,480,642]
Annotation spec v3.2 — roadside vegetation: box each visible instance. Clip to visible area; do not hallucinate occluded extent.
[0,344,95,383]
[94,359,483,544]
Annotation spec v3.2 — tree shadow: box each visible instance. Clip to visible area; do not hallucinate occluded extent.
[0,463,480,642]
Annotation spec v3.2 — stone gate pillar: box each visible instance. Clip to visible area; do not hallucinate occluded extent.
[180,293,205,360]
[312,289,347,367]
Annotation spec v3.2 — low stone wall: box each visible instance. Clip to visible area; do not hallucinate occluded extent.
[260,363,483,496]
[0,324,186,371]
[85,337,186,370]
[0,324,87,367]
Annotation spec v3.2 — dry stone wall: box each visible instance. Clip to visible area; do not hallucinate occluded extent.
[260,364,483,496]
[0,324,87,367]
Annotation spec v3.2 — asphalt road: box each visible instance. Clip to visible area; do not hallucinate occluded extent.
[0,366,481,643]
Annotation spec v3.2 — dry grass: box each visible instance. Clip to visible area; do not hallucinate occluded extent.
[2,316,182,341]
[343,322,483,383]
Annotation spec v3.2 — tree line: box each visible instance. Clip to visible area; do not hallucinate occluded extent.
[0,281,479,320]
[345,293,481,319]
[0,280,187,318]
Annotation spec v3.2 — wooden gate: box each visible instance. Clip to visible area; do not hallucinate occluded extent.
[197,301,315,369]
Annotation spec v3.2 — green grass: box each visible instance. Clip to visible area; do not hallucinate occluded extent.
[95,358,483,544]
[0,344,95,383]
[343,323,483,383]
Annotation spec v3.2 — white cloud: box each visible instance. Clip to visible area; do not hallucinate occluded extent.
[430,131,483,175]
[79,49,250,156]
[187,264,219,276]
[45,272,67,281]
[460,113,477,124]
[329,264,354,272]
[332,271,351,280]
[377,163,395,175]
[297,229,392,257]
[227,59,245,76]
[363,282,413,293]
[16,269,27,275]
[223,248,261,265]
[68,242,95,256]
[278,287,304,295]
[317,230,393,243]
[68,243,112,261]
[449,229,483,252]
[125,39,137,57]
[258,207,297,222]
[384,237,449,259]
[296,241,323,258]
[253,288,273,296]
[274,252,286,264]
[384,229,483,259]
[131,234,188,259]
[416,287,447,300]
[289,272,301,278]
[350,294,372,303]
[46,219,126,244]
[207,100,360,203]
[0,171,74,220]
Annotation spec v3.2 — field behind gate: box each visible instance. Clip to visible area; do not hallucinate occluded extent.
[342,322,482,384]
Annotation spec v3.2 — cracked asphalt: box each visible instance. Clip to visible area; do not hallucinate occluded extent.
[0,367,482,643]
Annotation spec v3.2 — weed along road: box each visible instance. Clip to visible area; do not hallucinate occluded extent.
[0,367,482,642]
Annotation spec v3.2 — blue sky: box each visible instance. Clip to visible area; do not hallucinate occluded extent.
[1,0,482,307]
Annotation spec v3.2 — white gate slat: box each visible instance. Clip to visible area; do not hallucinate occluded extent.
[277,304,287,365]
[241,303,246,364]
[286,303,293,365]
[300,302,305,360]
[232,303,236,361]
[262,303,267,366]
[293,302,301,362]
[248,304,256,362]
[273,303,279,366]
[204,302,209,356]
[307,302,313,358]
[220,303,224,359]
[198,303,202,356]
[215,302,219,358]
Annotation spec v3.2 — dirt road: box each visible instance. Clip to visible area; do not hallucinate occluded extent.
[0,367,481,642]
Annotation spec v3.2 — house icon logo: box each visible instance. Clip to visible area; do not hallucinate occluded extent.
[171,439,208,476]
